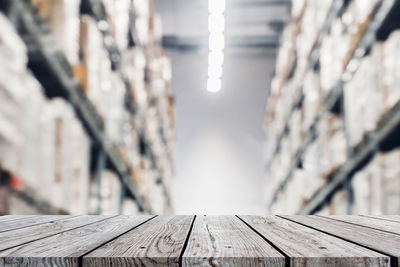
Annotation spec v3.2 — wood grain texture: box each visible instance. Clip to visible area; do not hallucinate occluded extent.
[83,215,194,267]
[1,215,400,267]
[0,215,70,233]
[0,216,36,223]
[362,215,400,223]
[182,215,285,267]
[321,215,400,235]
[239,215,390,267]
[282,215,400,262]
[0,215,153,267]
[0,215,107,251]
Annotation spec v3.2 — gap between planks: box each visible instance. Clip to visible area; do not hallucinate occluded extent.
[0,216,116,252]
[181,215,286,266]
[240,215,390,267]
[1,216,398,267]
[317,215,400,236]
[236,215,291,267]
[0,215,155,266]
[279,215,399,267]
[360,215,400,223]
[77,215,158,266]
[178,215,196,266]
[82,215,195,266]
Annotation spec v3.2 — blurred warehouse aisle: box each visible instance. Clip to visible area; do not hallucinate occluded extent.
[169,51,275,214]
[1,0,400,216]
[154,0,286,213]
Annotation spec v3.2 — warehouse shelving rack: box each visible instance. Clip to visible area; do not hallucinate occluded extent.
[267,0,400,214]
[266,0,350,170]
[0,0,171,214]
[80,0,171,207]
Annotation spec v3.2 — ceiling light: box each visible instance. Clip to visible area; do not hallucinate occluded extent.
[208,65,223,78]
[208,51,224,67]
[207,0,225,93]
[208,13,225,33]
[209,33,225,51]
[207,78,221,93]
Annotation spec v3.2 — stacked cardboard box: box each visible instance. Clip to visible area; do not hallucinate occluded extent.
[351,149,400,214]
[0,13,90,214]
[265,0,400,214]
[317,148,400,215]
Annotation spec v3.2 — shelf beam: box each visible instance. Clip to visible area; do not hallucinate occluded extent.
[300,100,400,215]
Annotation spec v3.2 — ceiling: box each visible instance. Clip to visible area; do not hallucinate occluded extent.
[153,0,290,51]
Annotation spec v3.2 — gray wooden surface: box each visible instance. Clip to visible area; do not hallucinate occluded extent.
[0,215,106,251]
[282,215,400,263]
[363,215,400,223]
[84,215,193,267]
[0,215,399,267]
[0,215,152,266]
[239,215,389,267]
[182,215,285,267]
[319,215,400,235]
[0,215,67,232]
[0,215,36,222]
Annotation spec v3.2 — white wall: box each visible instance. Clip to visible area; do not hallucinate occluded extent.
[169,50,276,214]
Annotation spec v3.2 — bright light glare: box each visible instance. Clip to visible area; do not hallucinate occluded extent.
[207,78,221,93]
[208,0,225,14]
[208,13,225,33]
[208,51,224,66]
[209,33,225,51]
[208,65,223,78]
[207,0,225,93]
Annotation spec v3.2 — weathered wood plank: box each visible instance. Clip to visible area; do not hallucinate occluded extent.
[0,215,108,251]
[0,215,71,233]
[282,215,400,262]
[239,215,390,267]
[362,215,400,223]
[1,215,399,266]
[0,215,154,267]
[83,215,194,267]
[182,215,285,267]
[0,216,36,223]
[321,215,400,235]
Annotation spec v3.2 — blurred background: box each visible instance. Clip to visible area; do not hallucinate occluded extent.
[0,0,399,215]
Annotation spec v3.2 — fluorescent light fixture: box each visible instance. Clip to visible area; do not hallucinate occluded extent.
[208,51,224,67]
[207,0,225,93]
[208,0,225,14]
[209,33,225,51]
[207,78,221,93]
[208,65,223,78]
[208,13,225,33]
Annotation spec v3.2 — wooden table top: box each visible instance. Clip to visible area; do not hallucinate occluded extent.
[0,215,399,266]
